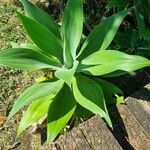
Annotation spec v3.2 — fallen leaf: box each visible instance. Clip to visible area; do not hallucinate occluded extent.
[0,116,7,126]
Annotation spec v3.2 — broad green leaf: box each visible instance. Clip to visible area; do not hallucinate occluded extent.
[47,84,76,143]
[62,0,83,67]
[20,0,60,39]
[17,12,63,61]
[55,60,79,86]
[78,50,150,76]
[74,104,93,118]
[78,8,132,60]
[8,79,64,119]
[17,96,51,136]
[0,48,61,70]
[11,42,52,57]
[11,42,42,52]
[94,78,124,104]
[72,75,112,127]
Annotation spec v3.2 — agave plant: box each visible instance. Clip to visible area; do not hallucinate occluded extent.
[1,0,150,143]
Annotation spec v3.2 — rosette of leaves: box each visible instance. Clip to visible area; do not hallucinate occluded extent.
[1,0,150,143]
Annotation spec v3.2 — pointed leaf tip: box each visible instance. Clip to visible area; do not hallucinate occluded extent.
[78,8,132,60]
[72,75,112,127]
[47,84,76,142]
[8,79,64,120]
[17,97,51,136]
[17,12,63,61]
[62,0,83,66]
[19,0,61,39]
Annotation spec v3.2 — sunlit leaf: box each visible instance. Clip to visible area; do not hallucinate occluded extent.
[17,12,63,61]
[8,79,64,119]
[72,75,112,127]
[11,42,53,57]
[20,0,61,39]
[78,8,132,60]
[17,96,51,136]
[62,0,83,67]
[55,61,79,86]
[47,84,76,143]
[0,48,61,70]
[78,50,150,76]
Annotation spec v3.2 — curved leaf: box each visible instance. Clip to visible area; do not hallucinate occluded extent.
[0,48,61,70]
[17,12,63,61]
[62,0,83,67]
[11,42,40,51]
[8,79,64,119]
[74,104,93,118]
[11,42,53,57]
[94,78,124,104]
[78,8,132,60]
[78,50,150,76]
[72,75,112,127]
[47,84,76,143]
[17,96,51,136]
[20,0,61,39]
[55,60,79,86]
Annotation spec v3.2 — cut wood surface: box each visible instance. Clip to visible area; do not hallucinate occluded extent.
[21,83,150,150]
[109,105,150,150]
[126,84,150,137]
[42,116,122,150]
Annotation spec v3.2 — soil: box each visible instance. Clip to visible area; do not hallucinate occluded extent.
[0,0,150,149]
[0,1,44,149]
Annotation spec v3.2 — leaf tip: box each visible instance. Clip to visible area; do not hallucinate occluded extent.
[16,11,22,18]
[17,130,21,138]
[47,132,55,144]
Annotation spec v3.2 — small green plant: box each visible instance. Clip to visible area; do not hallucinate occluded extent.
[106,0,150,56]
[1,0,150,143]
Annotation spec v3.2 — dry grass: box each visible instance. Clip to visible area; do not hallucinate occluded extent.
[0,1,43,148]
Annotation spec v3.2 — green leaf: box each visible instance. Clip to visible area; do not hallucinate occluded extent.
[20,0,60,39]
[47,84,76,143]
[17,96,51,136]
[62,0,83,67]
[8,79,64,119]
[17,12,63,61]
[11,42,42,52]
[55,60,79,86]
[94,78,124,104]
[78,8,132,60]
[106,0,128,8]
[135,2,150,40]
[0,48,61,70]
[72,75,112,127]
[11,42,53,57]
[74,104,93,119]
[78,50,150,76]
